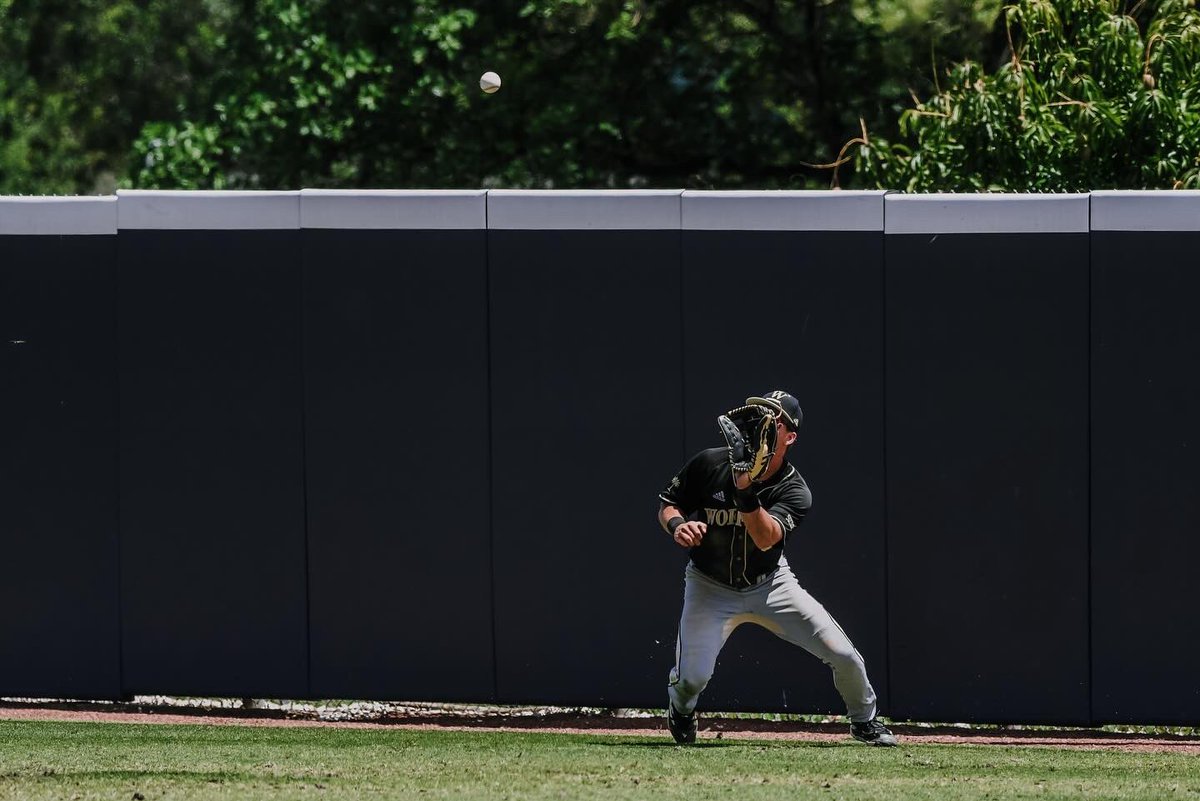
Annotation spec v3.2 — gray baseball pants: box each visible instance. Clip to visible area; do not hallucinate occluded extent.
[668,556,878,723]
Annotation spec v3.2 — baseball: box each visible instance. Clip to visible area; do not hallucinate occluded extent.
[479,71,502,94]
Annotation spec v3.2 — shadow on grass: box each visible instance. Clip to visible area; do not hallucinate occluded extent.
[32,769,269,783]
[588,740,738,749]
[590,739,852,749]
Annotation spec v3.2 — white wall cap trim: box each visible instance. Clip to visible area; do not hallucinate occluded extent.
[300,189,487,229]
[487,189,683,230]
[682,190,886,231]
[1090,190,1200,231]
[117,190,301,230]
[0,196,117,235]
[885,193,1090,234]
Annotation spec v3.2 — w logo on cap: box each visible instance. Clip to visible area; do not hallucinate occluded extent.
[747,390,803,432]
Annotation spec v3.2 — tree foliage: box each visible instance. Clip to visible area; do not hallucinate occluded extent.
[855,0,1200,190]
[0,0,225,194]
[127,0,1000,190]
[1,0,1001,193]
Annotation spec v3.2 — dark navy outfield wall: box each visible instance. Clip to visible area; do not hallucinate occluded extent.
[679,191,887,715]
[300,190,494,702]
[487,191,684,707]
[1089,192,1200,725]
[884,195,1091,725]
[0,198,121,699]
[117,191,308,698]
[2,189,1199,727]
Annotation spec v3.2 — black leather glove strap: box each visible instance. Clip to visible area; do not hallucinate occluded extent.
[733,488,761,513]
[666,516,686,536]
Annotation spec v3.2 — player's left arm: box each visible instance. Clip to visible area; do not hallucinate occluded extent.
[742,505,783,550]
[732,473,810,551]
[730,472,780,550]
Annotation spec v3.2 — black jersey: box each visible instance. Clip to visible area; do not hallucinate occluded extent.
[658,447,812,589]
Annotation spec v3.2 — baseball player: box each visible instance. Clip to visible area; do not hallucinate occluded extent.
[657,390,896,746]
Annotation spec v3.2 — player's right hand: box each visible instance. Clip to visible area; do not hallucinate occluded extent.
[673,521,706,547]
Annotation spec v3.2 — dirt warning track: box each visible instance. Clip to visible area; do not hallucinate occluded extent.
[2,701,1197,754]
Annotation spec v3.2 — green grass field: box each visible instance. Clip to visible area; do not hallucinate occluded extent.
[1,719,1197,801]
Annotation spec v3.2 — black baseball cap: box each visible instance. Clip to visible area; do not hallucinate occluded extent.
[746,390,803,432]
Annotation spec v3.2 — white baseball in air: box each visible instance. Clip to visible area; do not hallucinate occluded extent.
[479,71,502,94]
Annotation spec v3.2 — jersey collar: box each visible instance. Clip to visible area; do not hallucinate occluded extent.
[756,461,795,488]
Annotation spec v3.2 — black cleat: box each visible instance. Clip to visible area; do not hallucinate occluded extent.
[667,704,697,744]
[851,718,898,746]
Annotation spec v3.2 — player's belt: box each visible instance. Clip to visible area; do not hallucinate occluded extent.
[731,570,776,590]
[692,561,777,591]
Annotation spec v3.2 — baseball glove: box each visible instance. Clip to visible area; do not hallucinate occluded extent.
[717,404,779,482]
